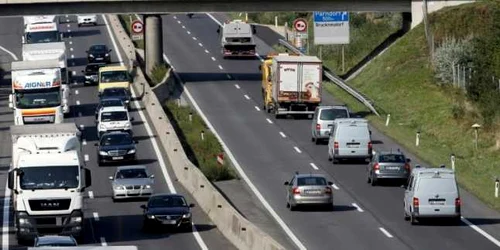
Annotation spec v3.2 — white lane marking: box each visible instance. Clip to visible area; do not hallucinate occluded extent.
[379,227,394,238]
[76,100,80,105]
[234,84,240,89]
[294,146,302,154]
[88,191,94,199]
[66,19,69,23]
[182,25,186,29]
[187,31,191,35]
[75,90,79,95]
[310,163,319,170]
[211,57,216,61]
[70,48,74,51]
[100,237,107,246]
[462,217,500,247]
[84,154,89,162]
[254,106,260,111]
[93,212,99,221]
[173,16,177,19]
[2,183,11,249]
[65,15,69,17]
[102,14,123,65]
[72,70,76,76]
[266,118,273,124]
[79,124,84,130]
[69,35,72,38]
[198,43,203,47]
[193,37,197,40]
[0,45,19,60]
[68,29,71,33]
[177,20,181,24]
[72,62,75,66]
[69,41,73,45]
[78,112,82,117]
[352,203,364,212]
[204,49,209,53]
[218,65,223,70]
[177,49,307,250]
[82,139,87,145]
[331,184,339,190]
[244,94,250,100]
[67,24,70,27]
[71,54,74,58]
[279,132,286,138]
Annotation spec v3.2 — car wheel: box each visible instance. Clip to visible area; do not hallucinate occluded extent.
[410,213,418,225]
[311,137,315,142]
[289,203,296,211]
[367,173,371,183]
[371,176,377,186]
[404,209,410,221]
[315,138,321,145]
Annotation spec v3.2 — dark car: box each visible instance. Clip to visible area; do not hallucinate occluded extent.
[86,44,112,63]
[140,194,195,231]
[95,98,126,119]
[82,62,106,85]
[100,87,131,108]
[96,131,138,165]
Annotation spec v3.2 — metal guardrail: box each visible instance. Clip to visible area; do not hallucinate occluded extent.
[278,39,380,117]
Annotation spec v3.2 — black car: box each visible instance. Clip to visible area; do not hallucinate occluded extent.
[96,131,138,165]
[82,62,106,85]
[86,44,112,63]
[140,194,195,231]
[95,98,126,119]
[100,87,131,107]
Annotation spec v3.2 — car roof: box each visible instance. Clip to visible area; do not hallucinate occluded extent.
[100,65,127,72]
[294,173,327,179]
[100,106,128,112]
[150,193,185,199]
[36,235,76,244]
[412,167,455,175]
[317,105,348,110]
[101,131,131,136]
[377,150,405,156]
[103,87,128,93]
[117,165,147,171]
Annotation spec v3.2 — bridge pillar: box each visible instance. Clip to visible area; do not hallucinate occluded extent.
[144,15,163,77]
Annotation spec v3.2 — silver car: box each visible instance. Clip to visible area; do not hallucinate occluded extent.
[34,235,77,247]
[367,150,411,186]
[109,165,154,201]
[285,173,334,211]
[311,105,350,144]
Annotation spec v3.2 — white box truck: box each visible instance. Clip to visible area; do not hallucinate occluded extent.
[8,124,92,244]
[9,59,69,125]
[217,20,257,58]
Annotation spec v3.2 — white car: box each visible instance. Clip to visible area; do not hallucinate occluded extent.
[77,14,97,26]
[96,106,133,138]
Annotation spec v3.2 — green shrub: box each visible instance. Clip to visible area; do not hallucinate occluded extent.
[150,63,169,86]
[432,36,474,85]
[165,101,236,182]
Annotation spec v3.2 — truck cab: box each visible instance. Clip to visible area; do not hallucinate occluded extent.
[22,16,62,44]
[217,20,257,59]
[98,65,132,94]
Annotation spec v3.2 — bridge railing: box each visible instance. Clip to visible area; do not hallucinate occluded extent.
[278,39,380,117]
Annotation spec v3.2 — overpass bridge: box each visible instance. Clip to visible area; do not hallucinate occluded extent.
[0,0,474,80]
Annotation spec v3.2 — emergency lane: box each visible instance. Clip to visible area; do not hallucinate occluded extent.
[163,14,411,250]
[164,13,500,250]
[0,15,235,250]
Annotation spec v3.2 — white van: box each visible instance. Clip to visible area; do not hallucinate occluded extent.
[327,118,372,163]
[403,166,461,225]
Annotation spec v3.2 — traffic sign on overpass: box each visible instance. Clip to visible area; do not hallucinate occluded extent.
[313,11,350,44]
[131,19,143,41]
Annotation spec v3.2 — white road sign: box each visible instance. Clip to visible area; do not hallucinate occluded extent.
[313,11,350,45]
[293,18,308,32]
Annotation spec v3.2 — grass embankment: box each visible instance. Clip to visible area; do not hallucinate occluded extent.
[316,2,500,210]
[116,15,236,181]
[228,12,401,75]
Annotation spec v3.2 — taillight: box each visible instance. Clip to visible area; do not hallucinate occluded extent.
[413,197,419,207]
[334,141,339,149]
[368,141,373,149]
[404,163,410,171]
[455,198,461,213]
[316,124,321,130]
[292,187,300,194]
[373,163,380,170]
[325,187,332,194]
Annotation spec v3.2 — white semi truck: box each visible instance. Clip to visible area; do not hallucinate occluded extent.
[23,16,62,44]
[9,59,69,125]
[8,123,92,244]
[217,20,257,58]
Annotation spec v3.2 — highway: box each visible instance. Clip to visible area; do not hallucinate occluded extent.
[162,13,500,250]
[0,15,235,250]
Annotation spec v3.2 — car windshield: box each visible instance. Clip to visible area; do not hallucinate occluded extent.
[103,89,128,98]
[101,133,133,146]
[320,108,349,120]
[15,89,61,109]
[90,45,107,52]
[148,196,187,208]
[20,166,79,190]
[379,154,406,163]
[100,99,123,108]
[100,71,129,83]
[26,31,60,44]
[297,177,327,186]
[37,240,76,247]
[101,111,128,122]
[116,169,148,179]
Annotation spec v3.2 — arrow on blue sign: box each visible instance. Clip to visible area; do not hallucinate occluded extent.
[313,11,349,22]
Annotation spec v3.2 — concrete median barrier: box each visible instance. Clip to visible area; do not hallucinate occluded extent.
[107,14,286,250]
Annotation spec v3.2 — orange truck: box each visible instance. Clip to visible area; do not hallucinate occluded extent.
[259,53,323,118]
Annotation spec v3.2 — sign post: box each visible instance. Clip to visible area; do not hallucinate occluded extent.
[293,18,308,52]
[131,20,144,41]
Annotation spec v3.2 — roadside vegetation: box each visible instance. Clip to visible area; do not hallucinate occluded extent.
[229,12,402,75]
[116,15,236,181]
[313,2,500,210]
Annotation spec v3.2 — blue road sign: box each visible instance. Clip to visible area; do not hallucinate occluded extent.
[313,11,349,22]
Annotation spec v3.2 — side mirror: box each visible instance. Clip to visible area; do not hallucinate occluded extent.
[252,26,257,34]
[284,181,289,185]
[85,50,89,53]
[258,65,261,71]
[94,143,98,146]
[406,158,411,163]
[84,168,92,188]
[140,204,147,209]
[81,70,85,73]
[189,203,195,207]
[109,49,112,52]
[95,120,98,124]
[7,171,14,191]
[327,181,333,186]
[135,140,139,144]
[401,185,406,189]
[369,130,372,135]
[150,174,154,179]
[216,28,220,33]
[130,117,135,121]
[59,33,63,40]
[108,176,113,180]
[21,36,25,44]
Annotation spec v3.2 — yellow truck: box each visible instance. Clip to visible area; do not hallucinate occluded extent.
[98,65,132,93]
[259,53,323,118]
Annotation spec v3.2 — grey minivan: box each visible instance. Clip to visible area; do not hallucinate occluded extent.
[403,166,461,225]
[311,105,350,144]
[327,118,372,163]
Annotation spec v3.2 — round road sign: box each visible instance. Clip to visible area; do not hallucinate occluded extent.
[293,18,307,32]
[131,20,143,34]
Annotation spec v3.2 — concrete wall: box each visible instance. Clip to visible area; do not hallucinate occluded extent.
[411,0,475,28]
[106,14,286,250]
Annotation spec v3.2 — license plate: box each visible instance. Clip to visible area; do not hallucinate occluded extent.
[162,220,177,225]
[305,190,321,195]
[128,190,139,194]
[430,201,445,205]
[112,156,124,160]
[347,144,359,148]
[56,217,62,226]
[96,58,103,60]
[385,166,400,170]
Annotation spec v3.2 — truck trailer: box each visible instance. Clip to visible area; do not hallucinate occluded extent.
[8,123,92,244]
[260,54,323,118]
[217,20,257,58]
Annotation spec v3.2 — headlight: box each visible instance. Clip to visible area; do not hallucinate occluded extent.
[89,54,94,57]
[70,216,82,223]
[147,214,155,219]
[143,185,151,189]
[99,151,108,156]
[127,149,136,154]
[182,213,191,219]
[19,218,30,225]
[105,53,109,57]
[124,122,131,128]
[114,186,124,190]
[125,100,130,104]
